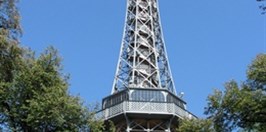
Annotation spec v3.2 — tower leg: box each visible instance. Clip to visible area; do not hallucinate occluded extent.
[114,117,176,132]
[166,116,175,132]
[124,114,131,132]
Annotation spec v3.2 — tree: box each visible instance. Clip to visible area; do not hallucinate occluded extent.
[0,46,91,131]
[176,118,215,132]
[204,54,266,131]
[242,53,266,130]
[205,81,246,131]
[0,0,99,131]
[257,0,266,14]
[87,103,116,132]
[177,54,266,131]
[87,103,105,132]
[0,0,21,41]
[0,0,24,127]
[247,54,266,90]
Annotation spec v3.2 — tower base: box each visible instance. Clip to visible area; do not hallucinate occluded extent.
[109,113,179,132]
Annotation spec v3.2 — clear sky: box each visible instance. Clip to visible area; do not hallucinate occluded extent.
[19,1,265,117]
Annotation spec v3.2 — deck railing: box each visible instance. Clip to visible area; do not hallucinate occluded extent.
[98,101,196,120]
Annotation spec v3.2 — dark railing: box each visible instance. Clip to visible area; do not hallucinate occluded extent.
[102,88,186,110]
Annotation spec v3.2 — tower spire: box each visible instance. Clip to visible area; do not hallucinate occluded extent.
[112,0,176,94]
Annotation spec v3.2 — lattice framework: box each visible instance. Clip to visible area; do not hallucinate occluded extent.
[112,0,176,94]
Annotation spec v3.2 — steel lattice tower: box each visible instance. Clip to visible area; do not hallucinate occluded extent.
[100,0,196,131]
[112,0,175,95]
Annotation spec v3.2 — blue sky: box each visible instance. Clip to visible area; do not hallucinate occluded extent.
[19,1,265,117]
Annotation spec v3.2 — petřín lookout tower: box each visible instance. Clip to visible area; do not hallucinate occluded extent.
[100,0,196,131]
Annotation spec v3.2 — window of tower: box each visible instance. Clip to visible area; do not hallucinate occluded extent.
[130,89,165,102]
[103,90,129,109]
[166,94,185,109]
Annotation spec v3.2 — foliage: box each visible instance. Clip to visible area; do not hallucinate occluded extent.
[204,54,266,131]
[0,44,90,131]
[88,117,105,132]
[0,0,102,131]
[87,103,105,132]
[0,0,21,41]
[178,54,266,131]
[86,104,116,132]
[257,0,266,14]
[205,81,245,131]
[108,120,116,132]
[247,54,266,90]
[176,118,215,132]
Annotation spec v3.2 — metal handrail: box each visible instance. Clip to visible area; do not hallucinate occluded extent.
[98,101,197,120]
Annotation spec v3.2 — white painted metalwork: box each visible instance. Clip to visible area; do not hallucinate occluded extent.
[101,0,197,131]
[121,118,173,132]
[112,0,176,95]
[100,101,196,120]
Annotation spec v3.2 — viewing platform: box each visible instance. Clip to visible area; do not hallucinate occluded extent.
[98,88,196,121]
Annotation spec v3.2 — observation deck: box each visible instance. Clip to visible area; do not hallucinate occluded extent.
[99,88,196,121]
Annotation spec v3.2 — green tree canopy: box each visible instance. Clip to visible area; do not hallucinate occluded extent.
[0,44,91,131]
[0,0,21,41]
[206,54,266,131]
[178,54,266,132]
[247,54,266,90]
[0,0,98,131]
[177,118,215,132]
